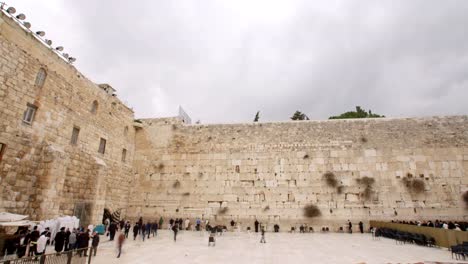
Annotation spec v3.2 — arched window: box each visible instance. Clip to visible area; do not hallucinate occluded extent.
[91,100,98,114]
[35,68,47,88]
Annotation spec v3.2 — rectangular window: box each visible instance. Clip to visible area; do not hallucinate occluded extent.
[22,103,37,124]
[98,138,106,154]
[0,143,6,163]
[121,148,127,162]
[70,126,80,145]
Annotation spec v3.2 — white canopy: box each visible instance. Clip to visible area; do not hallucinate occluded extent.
[0,212,28,222]
[0,220,35,227]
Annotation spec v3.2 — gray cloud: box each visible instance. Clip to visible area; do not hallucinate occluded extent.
[12,0,468,123]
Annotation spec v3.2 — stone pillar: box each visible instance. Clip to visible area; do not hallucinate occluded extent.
[88,157,108,225]
[37,144,68,220]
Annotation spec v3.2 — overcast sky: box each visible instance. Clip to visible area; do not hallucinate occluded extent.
[10,0,468,123]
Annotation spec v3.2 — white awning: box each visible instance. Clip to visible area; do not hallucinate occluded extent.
[0,212,29,222]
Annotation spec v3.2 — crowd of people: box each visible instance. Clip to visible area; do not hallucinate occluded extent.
[0,225,99,260]
[391,220,467,231]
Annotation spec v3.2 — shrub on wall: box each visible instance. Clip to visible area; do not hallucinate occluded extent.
[218,207,229,215]
[263,205,270,212]
[356,176,375,200]
[323,172,338,188]
[172,180,181,189]
[402,175,425,194]
[462,191,468,209]
[303,204,321,218]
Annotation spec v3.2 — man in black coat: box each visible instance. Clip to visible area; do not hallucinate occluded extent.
[29,226,40,256]
[132,224,139,240]
[77,230,90,257]
[254,220,259,233]
[108,222,117,241]
[54,227,66,252]
[124,222,131,238]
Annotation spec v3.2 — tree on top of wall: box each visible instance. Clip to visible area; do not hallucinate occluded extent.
[254,111,260,122]
[291,111,309,121]
[329,106,385,119]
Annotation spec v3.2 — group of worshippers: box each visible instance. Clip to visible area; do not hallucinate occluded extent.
[391,219,467,231]
[0,225,100,260]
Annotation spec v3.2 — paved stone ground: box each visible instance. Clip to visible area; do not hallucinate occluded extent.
[90,230,465,264]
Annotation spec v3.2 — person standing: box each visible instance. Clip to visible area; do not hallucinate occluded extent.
[68,229,77,250]
[54,227,66,253]
[196,218,201,231]
[172,223,179,242]
[146,222,151,239]
[91,232,100,257]
[116,233,125,258]
[359,221,364,234]
[185,218,190,231]
[108,222,117,241]
[230,220,235,231]
[254,220,259,233]
[36,233,48,255]
[348,220,353,234]
[29,226,40,256]
[132,224,139,240]
[260,228,266,243]
[64,228,71,251]
[159,217,164,230]
[124,222,130,238]
[141,223,146,241]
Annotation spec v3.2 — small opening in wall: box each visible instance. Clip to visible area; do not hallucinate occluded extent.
[235,165,240,173]
[121,149,127,162]
[98,138,106,154]
[91,100,99,114]
[0,143,6,163]
[70,126,80,145]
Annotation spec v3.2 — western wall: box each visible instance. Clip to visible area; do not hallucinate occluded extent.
[129,117,468,229]
[0,10,467,230]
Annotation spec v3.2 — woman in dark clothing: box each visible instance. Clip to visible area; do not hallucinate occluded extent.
[54,227,66,252]
[133,224,139,240]
[172,223,179,242]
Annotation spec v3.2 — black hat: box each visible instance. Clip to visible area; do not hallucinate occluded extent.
[60,227,65,231]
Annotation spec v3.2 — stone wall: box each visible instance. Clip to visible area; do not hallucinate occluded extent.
[130,116,468,230]
[0,12,135,225]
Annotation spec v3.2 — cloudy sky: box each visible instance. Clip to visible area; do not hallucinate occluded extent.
[10,0,468,123]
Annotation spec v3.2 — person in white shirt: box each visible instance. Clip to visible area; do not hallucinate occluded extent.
[184,218,190,231]
[36,234,48,255]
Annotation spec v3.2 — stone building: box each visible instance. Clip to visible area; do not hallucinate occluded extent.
[1,10,467,229]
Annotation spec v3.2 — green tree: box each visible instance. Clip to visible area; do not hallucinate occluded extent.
[253,111,260,122]
[291,111,309,121]
[329,106,384,119]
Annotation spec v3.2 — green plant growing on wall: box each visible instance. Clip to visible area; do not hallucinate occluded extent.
[463,191,468,209]
[323,172,338,188]
[303,204,321,218]
[402,175,425,194]
[337,185,345,194]
[218,207,229,215]
[263,205,270,212]
[156,163,164,171]
[182,192,190,196]
[172,180,181,189]
[356,176,375,200]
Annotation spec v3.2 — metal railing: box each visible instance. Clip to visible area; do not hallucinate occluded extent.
[0,248,92,264]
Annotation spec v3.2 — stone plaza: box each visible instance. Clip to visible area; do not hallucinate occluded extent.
[90,230,458,264]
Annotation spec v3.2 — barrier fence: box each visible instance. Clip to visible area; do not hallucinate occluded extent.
[0,248,92,264]
[370,221,468,248]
